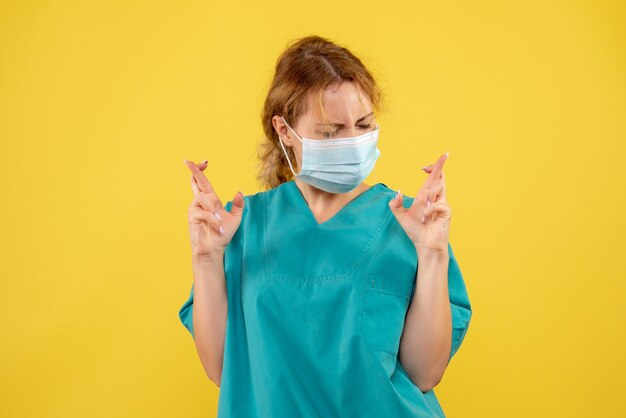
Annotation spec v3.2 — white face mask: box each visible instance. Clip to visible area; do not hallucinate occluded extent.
[278,116,381,194]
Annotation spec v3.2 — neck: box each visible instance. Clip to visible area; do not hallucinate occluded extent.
[294,178,371,212]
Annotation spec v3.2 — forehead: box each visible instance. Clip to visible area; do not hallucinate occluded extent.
[304,81,372,122]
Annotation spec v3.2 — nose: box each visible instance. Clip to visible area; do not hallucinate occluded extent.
[342,127,360,137]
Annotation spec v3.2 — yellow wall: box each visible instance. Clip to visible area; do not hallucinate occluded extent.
[1,1,624,417]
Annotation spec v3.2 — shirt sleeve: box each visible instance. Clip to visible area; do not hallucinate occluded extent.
[178,199,234,340]
[446,241,472,362]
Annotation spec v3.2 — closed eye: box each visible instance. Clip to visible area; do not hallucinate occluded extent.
[320,124,374,138]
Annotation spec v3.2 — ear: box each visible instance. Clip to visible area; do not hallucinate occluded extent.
[272,115,295,146]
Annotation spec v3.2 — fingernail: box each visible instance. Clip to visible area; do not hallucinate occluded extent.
[396,189,401,199]
[444,151,449,158]
[420,165,428,170]
[202,160,208,164]
[427,199,431,206]
[421,216,425,223]
[219,226,224,234]
[183,159,188,163]
[214,212,221,221]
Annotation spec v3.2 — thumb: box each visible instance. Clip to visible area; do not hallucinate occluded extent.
[388,190,407,218]
[229,191,245,217]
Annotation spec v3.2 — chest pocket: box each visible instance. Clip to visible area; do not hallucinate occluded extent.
[361,274,412,355]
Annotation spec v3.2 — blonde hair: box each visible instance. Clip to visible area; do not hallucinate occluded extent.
[256,35,385,190]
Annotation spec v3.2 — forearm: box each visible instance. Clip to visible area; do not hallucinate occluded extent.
[191,252,228,386]
[398,248,451,392]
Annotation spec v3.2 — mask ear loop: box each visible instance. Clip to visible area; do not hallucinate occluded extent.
[278,116,303,177]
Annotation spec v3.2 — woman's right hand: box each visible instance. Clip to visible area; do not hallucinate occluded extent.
[184,159,245,258]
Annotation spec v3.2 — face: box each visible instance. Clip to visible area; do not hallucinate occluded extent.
[272,81,378,171]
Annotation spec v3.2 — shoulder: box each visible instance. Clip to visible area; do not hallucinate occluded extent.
[223,181,290,218]
[373,182,416,208]
[224,180,415,211]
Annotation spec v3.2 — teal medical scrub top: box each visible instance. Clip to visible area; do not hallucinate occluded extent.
[179,180,472,418]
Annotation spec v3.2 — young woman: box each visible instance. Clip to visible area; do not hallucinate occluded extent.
[179,35,472,418]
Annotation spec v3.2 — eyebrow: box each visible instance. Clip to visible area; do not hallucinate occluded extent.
[316,111,374,127]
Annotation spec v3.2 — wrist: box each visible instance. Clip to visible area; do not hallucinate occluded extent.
[192,250,225,264]
[415,245,449,260]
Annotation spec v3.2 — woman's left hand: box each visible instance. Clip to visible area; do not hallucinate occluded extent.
[388,152,452,254]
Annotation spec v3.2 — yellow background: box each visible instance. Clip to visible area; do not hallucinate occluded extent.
[1,1,625,417]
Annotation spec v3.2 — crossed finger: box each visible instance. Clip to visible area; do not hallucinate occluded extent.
[190,161,207,195]
[423,153,447,190]
[184,160,211,195]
